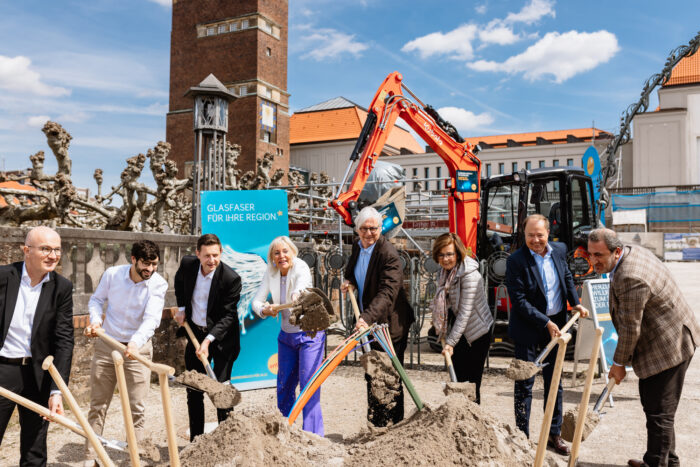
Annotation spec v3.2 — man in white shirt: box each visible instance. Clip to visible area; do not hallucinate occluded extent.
[0,226,74,466]
[174,233,241,441]
[83,240,168,463]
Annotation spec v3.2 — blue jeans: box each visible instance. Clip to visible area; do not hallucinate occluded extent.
[277,330,325,436]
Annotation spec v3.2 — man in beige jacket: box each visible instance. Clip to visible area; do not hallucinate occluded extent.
[588,228,699,467]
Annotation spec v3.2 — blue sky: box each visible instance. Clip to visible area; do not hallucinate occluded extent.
[1,0,699,191]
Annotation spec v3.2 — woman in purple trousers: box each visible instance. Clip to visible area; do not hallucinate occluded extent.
[252,236,325,436]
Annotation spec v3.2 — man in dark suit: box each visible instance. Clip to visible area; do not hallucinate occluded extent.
[505,214,586,455]
[341,207,415,427]
[174,233,241,441]
[588,228,699,467]
[0,226,74,466]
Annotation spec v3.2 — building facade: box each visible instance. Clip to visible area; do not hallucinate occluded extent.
[166,0,289,178]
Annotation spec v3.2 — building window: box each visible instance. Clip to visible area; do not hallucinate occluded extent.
[567,158,574,166]
[412,168,418,191]
[498,163,504,174]
[218,24,227,34]
[262,131,271,143]
[539,160,545,168]
[486,163,492,177]
[206,27,215,36]
[241,19,249,29]
[526,161,532,170]
[266,47,272,56]
[436,167,442,189]
[260,101,277,144]
[512,162,518,173]
[424,167,430,190]
[553,159,559,167]
[231,22,239,31]
[260,20,272,34]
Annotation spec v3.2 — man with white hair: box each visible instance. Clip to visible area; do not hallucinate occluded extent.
[0,226,74,466]
[342,206,415,426]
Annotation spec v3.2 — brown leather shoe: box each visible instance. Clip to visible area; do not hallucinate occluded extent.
[628,460,647,467]
[547,434,570,455]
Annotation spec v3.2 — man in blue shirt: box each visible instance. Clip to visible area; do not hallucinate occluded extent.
[505,214,587,456]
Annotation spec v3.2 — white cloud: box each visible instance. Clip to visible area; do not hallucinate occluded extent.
[475,4,487,14]
[436,107,494,132]
[56,111,90,123]
[0,56,70,97]
[504,0,555,24]
[146,0,171,7]
[401,24,478,60]
[299,28,369,61]
[479,23,520,45]
[468,30,619,83]
[27,115,51,128]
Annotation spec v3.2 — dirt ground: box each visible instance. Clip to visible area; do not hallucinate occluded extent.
[1,262,699,466]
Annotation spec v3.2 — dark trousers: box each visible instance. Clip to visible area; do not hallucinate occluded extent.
[185,325,234,441]
[451,332,491,404]
[0,362,49,467]
[513,311,565,438]
[639,356,692,467]
[365,337,407,427]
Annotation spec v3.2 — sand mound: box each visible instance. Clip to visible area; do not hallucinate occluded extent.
[179,394,565,466]
[179,409,344,466]
[346,394,564,467]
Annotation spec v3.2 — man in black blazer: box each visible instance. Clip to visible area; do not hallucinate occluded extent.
[505,214,586,456]
[174,233,241,441]
[0,226,74,466]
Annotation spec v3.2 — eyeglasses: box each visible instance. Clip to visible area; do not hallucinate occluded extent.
[26,245,62,257]
[437,252,456,259]
[358,226,379,233]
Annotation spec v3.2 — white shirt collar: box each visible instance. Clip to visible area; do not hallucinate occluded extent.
[529,243,552,258]
[21,263,50,288]
[198,266,215,280]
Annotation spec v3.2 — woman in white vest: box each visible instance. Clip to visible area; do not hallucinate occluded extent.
[252,236,324,435]
[430,232,494,403]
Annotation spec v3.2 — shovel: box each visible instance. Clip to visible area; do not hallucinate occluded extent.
[441,336,458,383]
[346,284,371,353]
[181,321,218,380]
[0,384,127,453]
[506,311,580,381]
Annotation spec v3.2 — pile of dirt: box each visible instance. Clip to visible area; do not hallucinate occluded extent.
[176,370,241,409]
[179,409,344,467]
[346,394,565,466]
[442,381,476,400]
[505,359,540,381]
[360,350,400,410]
[289,303,332,338]
[561,408,600,442]
[179,393,565,466]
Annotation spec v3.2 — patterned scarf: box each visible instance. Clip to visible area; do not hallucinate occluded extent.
[431,265,458,338]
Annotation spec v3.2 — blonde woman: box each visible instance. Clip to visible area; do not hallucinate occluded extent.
[431,232,493,404]
[252,236,324,435]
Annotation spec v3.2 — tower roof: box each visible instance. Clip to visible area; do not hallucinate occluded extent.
[184,73,237,100]
[663,50,700,87]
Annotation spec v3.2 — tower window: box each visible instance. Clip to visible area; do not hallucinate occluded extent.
[266,47,272,56]
[207,27,215,36]
[218,24,227,34]
[262,131,271,143]
[242,19,249,29]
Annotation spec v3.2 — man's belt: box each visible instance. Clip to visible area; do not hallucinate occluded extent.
[0,356,32,366]
[191,324,208,333]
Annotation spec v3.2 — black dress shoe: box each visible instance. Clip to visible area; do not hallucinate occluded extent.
[547,434,571,455]
[628,460,647,467]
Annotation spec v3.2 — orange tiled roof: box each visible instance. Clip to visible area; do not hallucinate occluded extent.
[0,181,36,207]
[663,50,700,87]
[290,107,423,154]
[463,128,612,149]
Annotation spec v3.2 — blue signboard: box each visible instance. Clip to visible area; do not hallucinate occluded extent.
[455,170,479,193]
[582,146,603,224]
[581,279,616,367]
[201,190,289,390]
[377,201,402,235]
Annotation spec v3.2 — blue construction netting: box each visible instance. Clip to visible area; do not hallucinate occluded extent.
[611,189,700,223]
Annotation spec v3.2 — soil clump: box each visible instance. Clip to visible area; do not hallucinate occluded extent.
[442,381,476,400]
[289,288,335,338]
[561,408,600,442]
[505,358,540,380]
[176,370,241,409]
[360,350,400,410]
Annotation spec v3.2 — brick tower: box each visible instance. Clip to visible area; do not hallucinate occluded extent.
[166,0,289,179]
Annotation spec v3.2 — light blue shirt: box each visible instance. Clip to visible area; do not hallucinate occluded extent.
[354,241,376,311]
[530,244,563,316]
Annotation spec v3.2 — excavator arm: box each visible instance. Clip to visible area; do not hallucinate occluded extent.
[330,71,482,254]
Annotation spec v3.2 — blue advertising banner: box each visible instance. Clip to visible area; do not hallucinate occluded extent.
[580,279,616,368]
[200,190,289,390]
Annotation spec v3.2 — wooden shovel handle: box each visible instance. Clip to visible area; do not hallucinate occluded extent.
[111,351,141,467]
[269,302,296,312]
[536,311,581,364]
[94,328,174,376]
[441,337,458,383]
[346,284,362,322]
[182,321,217,380]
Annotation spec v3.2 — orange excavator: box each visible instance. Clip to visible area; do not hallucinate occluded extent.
[330,71,482,256]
